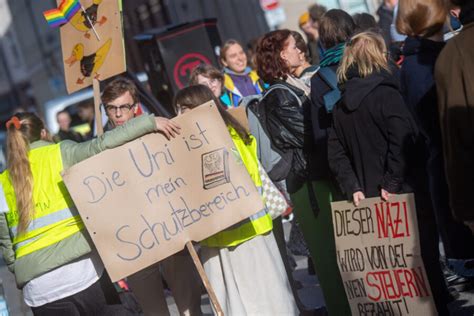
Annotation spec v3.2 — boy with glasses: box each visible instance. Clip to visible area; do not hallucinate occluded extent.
[102,78,141,130]
[101,77,203,316]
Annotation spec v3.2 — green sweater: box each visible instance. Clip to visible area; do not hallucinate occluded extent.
[0,114,157,288]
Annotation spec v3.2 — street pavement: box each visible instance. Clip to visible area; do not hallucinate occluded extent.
[1,221,473,315]
[0,220,327,315]
[0,262,31,316]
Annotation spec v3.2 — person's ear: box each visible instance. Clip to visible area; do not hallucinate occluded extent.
[102,105,109,118]
[280,50,287,63]
[299,51,305,62]
[133,104,139,116]
[221,58,228,68]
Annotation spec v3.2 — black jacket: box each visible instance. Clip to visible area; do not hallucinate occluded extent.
[401,37,444,148]
[53,129,83,143]
[260,81,319,192]
[309,65,337,180]
[328,69,418,199]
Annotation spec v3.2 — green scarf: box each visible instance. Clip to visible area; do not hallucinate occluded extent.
[319,43,345,67]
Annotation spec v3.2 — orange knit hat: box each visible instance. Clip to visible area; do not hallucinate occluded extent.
[299,12,310,26]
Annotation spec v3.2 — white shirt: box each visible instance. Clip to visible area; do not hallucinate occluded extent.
[0,182,105,307]
[0,184,8,214]
[23,251,104,307]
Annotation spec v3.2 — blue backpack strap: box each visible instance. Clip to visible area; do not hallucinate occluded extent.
[318,67,341,113]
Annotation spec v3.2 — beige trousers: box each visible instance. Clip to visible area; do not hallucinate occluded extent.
[200,232,298,316]
[127,251,202,316]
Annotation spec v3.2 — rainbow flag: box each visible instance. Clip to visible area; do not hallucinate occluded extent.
[43,0,81,28]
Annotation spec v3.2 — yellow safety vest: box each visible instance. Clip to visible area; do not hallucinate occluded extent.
[1,144,84,259]
[71,122,91,137]
[201,128,273,248]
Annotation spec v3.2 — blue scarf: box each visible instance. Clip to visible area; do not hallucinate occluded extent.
[319,43,345,67]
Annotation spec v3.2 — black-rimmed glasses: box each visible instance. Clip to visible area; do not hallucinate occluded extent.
[103,104,135,114]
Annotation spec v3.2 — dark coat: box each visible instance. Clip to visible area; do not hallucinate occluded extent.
[435,21,474,222]
[53,130,83,143]
[402,35,474,259]
[309,64,337,180]
[328,69,418,199]
[401,37,444,147]
[401,37,474,258]
[309,61,400,185]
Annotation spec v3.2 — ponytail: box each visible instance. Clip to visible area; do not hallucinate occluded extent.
[6,113,45,234]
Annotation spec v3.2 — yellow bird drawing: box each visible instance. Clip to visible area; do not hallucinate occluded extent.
[64,38,112,84]
[69,0,107,39]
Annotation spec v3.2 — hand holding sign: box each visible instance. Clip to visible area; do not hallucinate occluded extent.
[154,117,181,140]
[381,188,392,202]
[353,191,365,207]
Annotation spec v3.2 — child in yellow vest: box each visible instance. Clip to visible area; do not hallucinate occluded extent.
[0,111,179,314]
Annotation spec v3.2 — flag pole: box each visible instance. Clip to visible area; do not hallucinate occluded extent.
[80,4,101,41]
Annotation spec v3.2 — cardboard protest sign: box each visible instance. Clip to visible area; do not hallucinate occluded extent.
[62,102,265,281]
[59,0,125,93]
[227,106,249,133]
[331,194,437,315]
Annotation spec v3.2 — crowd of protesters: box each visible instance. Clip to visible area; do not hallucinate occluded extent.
[0,0,473,315]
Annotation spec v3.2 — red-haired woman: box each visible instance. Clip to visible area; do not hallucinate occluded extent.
[255,29,351,315]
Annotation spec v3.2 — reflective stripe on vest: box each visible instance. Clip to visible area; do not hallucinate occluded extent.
[202,128,272,248]
[1,143,84,259]
[9,206,79,237]
[13,216,84,258]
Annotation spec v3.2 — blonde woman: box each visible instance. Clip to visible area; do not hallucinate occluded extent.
[328,31,449,314]
[329,31,415,208]
[0,112,179,315]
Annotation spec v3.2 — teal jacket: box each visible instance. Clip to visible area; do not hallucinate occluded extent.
[0,114,157,288]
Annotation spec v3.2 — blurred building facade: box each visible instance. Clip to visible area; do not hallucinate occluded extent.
[1,0,64,124]
[0,0,270,124]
